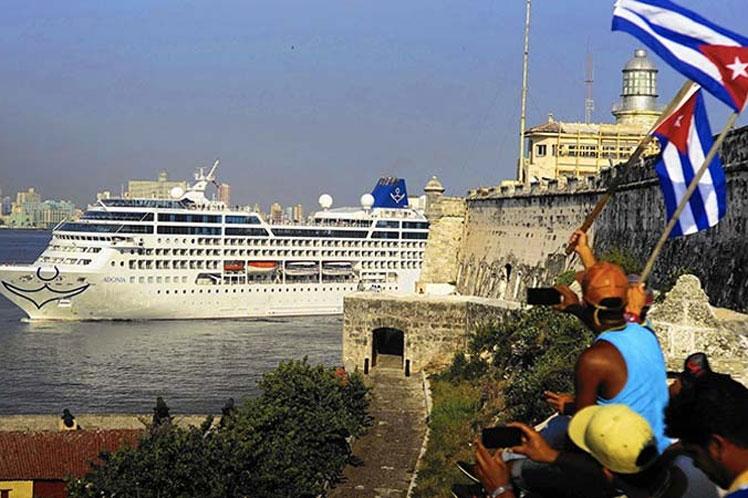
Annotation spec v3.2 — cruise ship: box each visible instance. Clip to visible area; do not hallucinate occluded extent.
[0,163,429,320]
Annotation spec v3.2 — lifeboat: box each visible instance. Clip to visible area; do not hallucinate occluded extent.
[285,262,319,276]
[322,262,354,276]
[223,261,245,272]
[247,261,278,274]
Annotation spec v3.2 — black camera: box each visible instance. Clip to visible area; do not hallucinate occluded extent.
[526,287,563,305]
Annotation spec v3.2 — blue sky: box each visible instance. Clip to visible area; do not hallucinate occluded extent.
[0,0,745,210]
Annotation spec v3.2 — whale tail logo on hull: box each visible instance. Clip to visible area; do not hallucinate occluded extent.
[1,266,90,310]
[371,177,408,209]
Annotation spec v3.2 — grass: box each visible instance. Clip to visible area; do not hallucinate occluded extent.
[411,379,483,498]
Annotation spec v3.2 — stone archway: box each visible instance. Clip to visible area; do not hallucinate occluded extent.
[371,327,405,370]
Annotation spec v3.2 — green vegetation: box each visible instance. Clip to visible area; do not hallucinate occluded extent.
[554,269,577,287]
[599,246,643,275]
[413,307,594,497]
[67,359,370,498]
[412,381,483,498]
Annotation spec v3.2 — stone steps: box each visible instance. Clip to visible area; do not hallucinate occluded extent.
[329,363,427,498]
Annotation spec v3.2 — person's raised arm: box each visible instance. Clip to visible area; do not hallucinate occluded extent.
[568,230,597,269]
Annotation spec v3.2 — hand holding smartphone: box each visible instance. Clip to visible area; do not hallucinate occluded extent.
[526,287,563,305]
[481,426,523,449]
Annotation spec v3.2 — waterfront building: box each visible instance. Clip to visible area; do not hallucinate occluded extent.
[37,200,77,229]
[523,49,661,181]
[1,196,11,216]
[1,188,77,228]
[292,203,304,223]
[16,188,41,209]
[127,171,187,199]
[4,188,41,227]
[0,430,141,498]
[269,202,283,224]
[217,183,231,206]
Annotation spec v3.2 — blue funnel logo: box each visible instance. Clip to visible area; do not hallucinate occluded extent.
[371,177,408,209]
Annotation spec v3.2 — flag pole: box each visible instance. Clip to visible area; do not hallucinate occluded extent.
[564,80,698,255]
[639,109,739,282]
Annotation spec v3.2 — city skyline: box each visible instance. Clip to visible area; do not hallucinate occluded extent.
[1,0,745,210]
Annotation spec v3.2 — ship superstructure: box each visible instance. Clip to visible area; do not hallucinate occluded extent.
[0,163,429,320]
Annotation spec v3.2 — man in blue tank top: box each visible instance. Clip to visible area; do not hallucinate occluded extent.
[467,233,674,498]
[547,232,670,452]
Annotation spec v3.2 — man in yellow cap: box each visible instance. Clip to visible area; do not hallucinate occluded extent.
[469,405,718,498]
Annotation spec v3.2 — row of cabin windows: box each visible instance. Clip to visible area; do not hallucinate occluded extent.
[373,220,429,229]
[83,210,263,226]
[148,238,423,249]
[125,274,393,288]
[119,250,419,269]
[534,143,638,159]
[46,245,101,254]
[121,245,424,258]
[146,286,362,295]
[38,256,92,265]
[58,223,424,240]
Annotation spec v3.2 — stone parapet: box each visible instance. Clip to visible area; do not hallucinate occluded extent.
[342,293,518,375]
[427,196,465,218]
[648,275,748,382]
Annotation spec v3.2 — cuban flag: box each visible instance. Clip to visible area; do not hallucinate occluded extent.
[613,0,748,112]
[651,86,726,237]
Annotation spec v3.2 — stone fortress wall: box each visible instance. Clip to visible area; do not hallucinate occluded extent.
[458,125,748,313]
[342,127,748,378]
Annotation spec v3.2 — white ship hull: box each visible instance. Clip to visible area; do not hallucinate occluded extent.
[0,264,418,321]
[0,171,429,321]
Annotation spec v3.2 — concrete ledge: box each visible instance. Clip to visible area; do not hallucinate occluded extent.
[0,414,212,432]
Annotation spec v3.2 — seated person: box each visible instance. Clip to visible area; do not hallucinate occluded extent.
[466,232,670,497]
[665,373,748,497]
[544,231,669,452]
[468,405,717,498]
[59,408,80,431]
[668,352,711,397]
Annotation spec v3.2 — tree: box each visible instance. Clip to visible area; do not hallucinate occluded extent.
[68,360,370,498]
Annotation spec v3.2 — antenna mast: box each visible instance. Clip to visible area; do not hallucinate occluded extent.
[585,48,595,124]
[517,0,531,184]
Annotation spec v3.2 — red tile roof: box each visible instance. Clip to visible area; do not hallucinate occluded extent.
[0,430,142,480]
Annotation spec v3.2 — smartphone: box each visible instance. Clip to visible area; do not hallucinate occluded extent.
[526,287,562,305]
[481,426,523,449]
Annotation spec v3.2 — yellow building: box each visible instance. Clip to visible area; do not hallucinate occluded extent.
[269,202,283,224]
[523,49,661,181]
[127,171,187,199]
[217,183,231,205]
[292,203,304,223]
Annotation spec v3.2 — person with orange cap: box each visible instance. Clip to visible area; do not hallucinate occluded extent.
[464,230,670,497]
[542,230,669,454]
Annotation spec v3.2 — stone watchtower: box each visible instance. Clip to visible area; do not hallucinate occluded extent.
[423,176,445,220]
[612,48,660,128]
